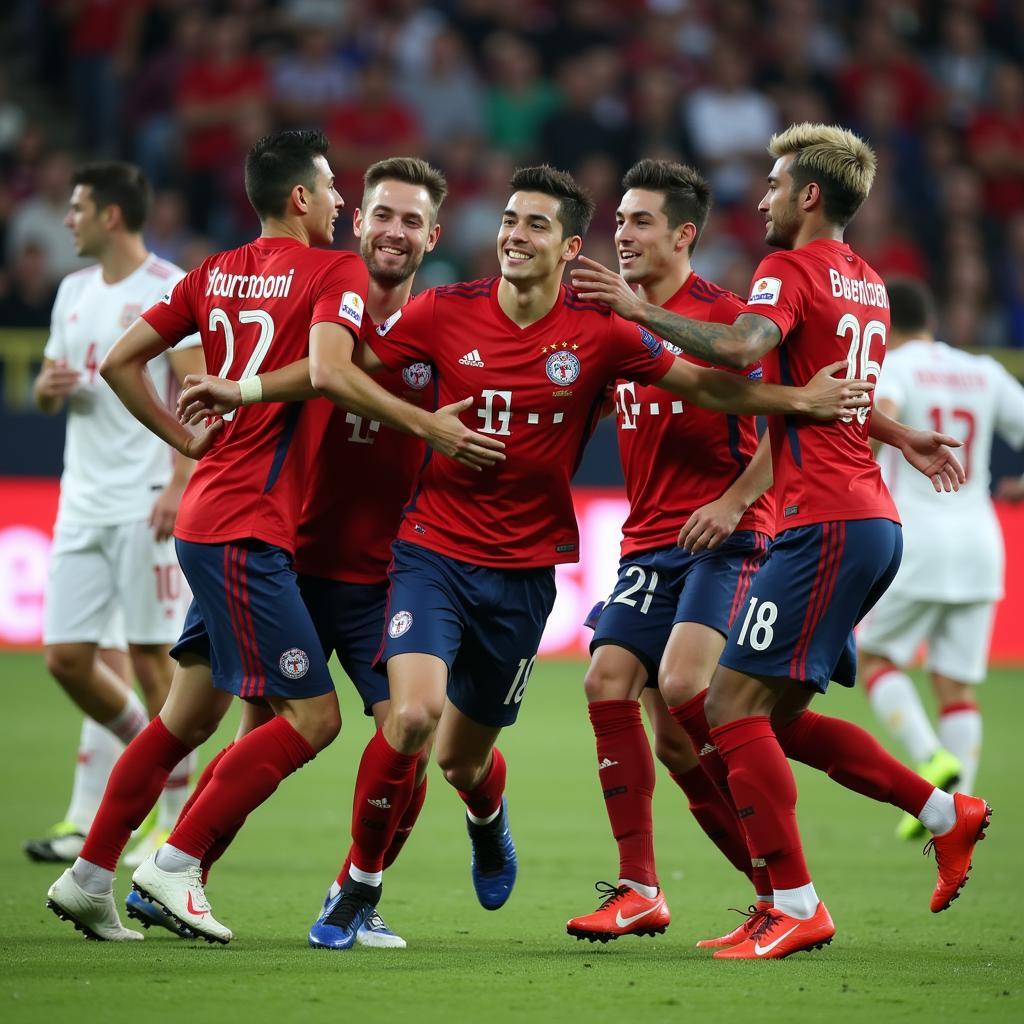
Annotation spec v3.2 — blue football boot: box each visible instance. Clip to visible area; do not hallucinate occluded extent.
[308,879,381,950]
[124,888,195,938]
[467,797,517,910]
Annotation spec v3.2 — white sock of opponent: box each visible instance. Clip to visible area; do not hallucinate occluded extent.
[939,705,982,794]
[774,882,819,920]
[64,718,124,831]
[102,689,148,745]
[157,750,197,831]
[868,668,939,764]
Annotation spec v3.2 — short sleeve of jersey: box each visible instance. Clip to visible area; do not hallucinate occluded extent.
[43,278,70,361]
[740,253,812,342]
[609,316,677,385]
[141,269,201,346]
[875,349,910,410]
[992,358,1024,450]
[366,289,437,370]
[310,252,369,336]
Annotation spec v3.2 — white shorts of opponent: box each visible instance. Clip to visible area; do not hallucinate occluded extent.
[44,520,189,647]
[858,589,996,685]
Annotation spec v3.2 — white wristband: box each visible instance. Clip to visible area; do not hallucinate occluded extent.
[238,375,263,405]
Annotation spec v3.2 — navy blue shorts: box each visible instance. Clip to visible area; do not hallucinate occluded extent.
[298,575,390,715]
[720,519,903,692]
[589,532,771,683]
[379,540,557,728]
[171,539,334,700]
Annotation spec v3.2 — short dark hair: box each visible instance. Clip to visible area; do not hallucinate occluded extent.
[886,277,936,334]
[363,157,448,224]
[621,159,712,253]
[509,164,595,238]
[72,162,150,232]
[245,129,329,220]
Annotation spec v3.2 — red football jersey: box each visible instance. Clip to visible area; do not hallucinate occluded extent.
[616,272,775,557]
[142,236,368,552]
[740,239,899,529]
[368,278,677,568]
[294,318,435,584]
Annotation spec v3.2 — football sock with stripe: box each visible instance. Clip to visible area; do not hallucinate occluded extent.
[587,700,657,888]
[78,716,193,871]
[939,702,982,794]
[349,729,419,874]
[712,716,812,891]
[65,717,124,832]
[866,667,939,764]
[166,716,314,859]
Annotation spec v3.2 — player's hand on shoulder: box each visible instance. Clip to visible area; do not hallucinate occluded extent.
[802,360,873,420]
[178,373,242,425]
[36,359,81,398]
[678,496,744,553]
[996,476,1024,502]
[149,479,187,541]
[427,396,506,472]
[899,428,965,493]
[570,256,643,321]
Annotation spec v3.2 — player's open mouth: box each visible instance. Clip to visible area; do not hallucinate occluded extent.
[505,249,532,262]
[377,246,406,257]
[619,249,641,263]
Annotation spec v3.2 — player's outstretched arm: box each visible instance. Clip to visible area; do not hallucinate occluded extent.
[869,409,965,493]
[656,358,872,419]
[312,323,506,471]
[101,319,223,460]
[571,256,780,368]
[33,358,81,415]
[678,431,773,553]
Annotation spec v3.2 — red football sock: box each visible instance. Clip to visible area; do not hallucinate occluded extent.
[167,716,314,859]
[711,716,811,891]
[457,746,507,821]
[80,717,193,871]
[349,729,419,874]
[776,710,934,815]
[669,691,731,792]
[173,743,232,830]
[587,700,656,888]
[384,770,428,870]
[201,819,245,885]
[670,765,753,881]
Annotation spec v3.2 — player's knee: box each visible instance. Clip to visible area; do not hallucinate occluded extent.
[45,645,92,686]
[658,667,705,709]
[301,706,342,752]
[436,754,485,792]
[388,700,441,751]
[582,662,629,703]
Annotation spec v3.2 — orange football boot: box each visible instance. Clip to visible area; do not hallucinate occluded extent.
[566,881,670,943]
[926,792,992,913]
[696,901,774,949]
[713,902,835,960]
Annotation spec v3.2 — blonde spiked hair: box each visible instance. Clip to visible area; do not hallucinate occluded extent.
[768,123,877,227]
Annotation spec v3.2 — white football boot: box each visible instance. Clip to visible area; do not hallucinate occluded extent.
[131,854,232,944]
[46,869,144,941]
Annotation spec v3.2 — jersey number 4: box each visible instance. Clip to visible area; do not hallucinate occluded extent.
[208,307,275,420]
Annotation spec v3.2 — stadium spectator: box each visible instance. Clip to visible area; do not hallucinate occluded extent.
[967,62,1024,221]
[271,28,352,130]
[0,242,56,328]
[929,8,996,128]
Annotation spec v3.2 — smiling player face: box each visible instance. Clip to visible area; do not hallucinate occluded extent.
[615,188,690,286]
[305,154,344,246]
[497,191,578,287]
[355,180,440,285]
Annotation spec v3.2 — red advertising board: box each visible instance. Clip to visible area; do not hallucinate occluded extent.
[1,479,1022,663]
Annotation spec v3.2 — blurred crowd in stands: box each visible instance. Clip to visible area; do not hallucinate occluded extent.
[1,0,1023,347]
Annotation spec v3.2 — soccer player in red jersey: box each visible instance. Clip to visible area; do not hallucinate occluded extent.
[572,124,990,959]
[566,160,775,944]
[45,131,499,945]
[296,164,872,942]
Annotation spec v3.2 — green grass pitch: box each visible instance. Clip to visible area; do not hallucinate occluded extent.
[1,651,1019,1023]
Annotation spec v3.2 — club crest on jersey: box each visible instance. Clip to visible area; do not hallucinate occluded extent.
[279,648,310,679]
[402,362,432,390]
[545,349,581,385]
[388,610,413,638]
[120,304,142,328]
[748,277,782,305]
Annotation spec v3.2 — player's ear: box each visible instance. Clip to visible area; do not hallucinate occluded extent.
[562,234,583,261]
[289,182,309,216]
[426,221,441,252]
[675,221,696,255]
[353,207,364,238]
[802,181,822,213]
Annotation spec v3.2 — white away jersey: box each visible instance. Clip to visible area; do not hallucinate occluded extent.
[44,255,201,526]
[876,339,1024,600]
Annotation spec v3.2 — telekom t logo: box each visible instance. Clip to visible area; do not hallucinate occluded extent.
[478,389,513,435]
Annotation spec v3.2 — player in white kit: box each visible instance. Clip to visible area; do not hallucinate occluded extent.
[26,163,203,864]
[859,278,1024,838]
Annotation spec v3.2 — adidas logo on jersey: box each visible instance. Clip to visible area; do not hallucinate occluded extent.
[459,349,485,367]
[598,757,619,770]
[367,797,391,809]
[699,743,717,757]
